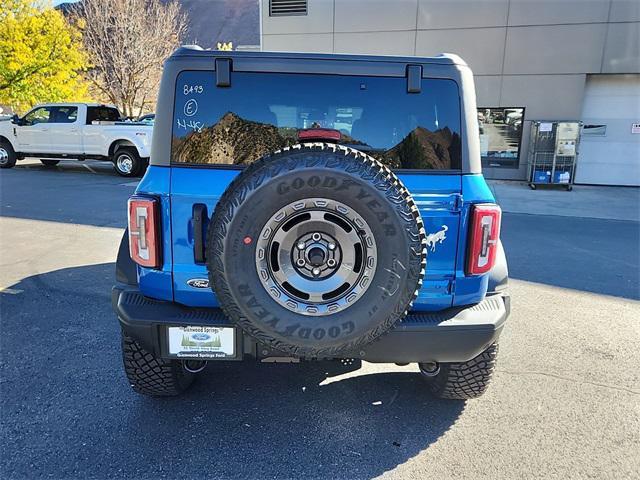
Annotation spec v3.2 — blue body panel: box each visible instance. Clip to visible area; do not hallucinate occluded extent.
[134,166,174,301]
[170,168,240,307]
[453,174,496,306]
[135,166,496,311]
[400,174,461,311]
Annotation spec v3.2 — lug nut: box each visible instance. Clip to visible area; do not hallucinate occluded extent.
[312,268,321,276]
[297,242,306,250]
[296,258,306,267]
[327,259,336,267]
[312,233,321,241]
[328,243,336,250]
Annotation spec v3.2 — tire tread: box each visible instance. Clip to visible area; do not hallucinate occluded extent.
[121,334,194,396]
[426,343,499,400]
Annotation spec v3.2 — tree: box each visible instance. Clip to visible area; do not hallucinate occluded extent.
[77,0,187,118]
[0,0,89,113]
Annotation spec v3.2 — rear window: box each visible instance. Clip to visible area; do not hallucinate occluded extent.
[172,71,461,170]
[87,106,121,124]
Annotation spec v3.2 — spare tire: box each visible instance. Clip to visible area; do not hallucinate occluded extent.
[206,144,426,357]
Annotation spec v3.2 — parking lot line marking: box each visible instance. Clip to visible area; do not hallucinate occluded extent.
[0,288,23,295]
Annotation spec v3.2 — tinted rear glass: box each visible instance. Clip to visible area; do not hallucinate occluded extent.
[172,71,461,170]
[87,107,120,124]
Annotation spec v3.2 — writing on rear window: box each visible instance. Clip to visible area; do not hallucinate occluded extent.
[171,71,462,170]
[183,84,204,95]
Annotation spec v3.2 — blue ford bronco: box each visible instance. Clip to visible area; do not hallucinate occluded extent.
[112,46,509,399]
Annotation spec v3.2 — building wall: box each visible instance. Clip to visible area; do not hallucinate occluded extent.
[261,0,640,182]
[577,74,640,185]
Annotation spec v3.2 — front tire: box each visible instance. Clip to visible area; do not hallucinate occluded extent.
[113,147,143,177]
[40,159,60,167]
[421,343,499,400]
[121,333,196,396]
[0,141,17,169]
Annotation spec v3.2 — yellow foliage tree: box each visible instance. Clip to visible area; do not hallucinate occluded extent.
[0,0,90,113]
[217,42,233,51]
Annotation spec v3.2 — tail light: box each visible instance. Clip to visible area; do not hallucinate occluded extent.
[466,204,501,275]
[128,196,161,268]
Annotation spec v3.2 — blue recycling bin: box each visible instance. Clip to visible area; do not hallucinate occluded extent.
[533,170,551,183]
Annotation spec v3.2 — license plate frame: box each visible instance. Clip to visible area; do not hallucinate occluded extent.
[164,325,239,360]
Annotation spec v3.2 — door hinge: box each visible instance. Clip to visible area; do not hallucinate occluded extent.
[447,279,456,295]
[451,193,463,212]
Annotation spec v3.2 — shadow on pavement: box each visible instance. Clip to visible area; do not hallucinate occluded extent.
[1,263,465,479]
[502,213,640,300]
[13,158,123,177]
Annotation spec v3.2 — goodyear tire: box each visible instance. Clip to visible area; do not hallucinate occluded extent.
[207,143,426,357]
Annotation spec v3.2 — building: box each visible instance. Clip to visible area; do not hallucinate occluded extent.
[259,0,640,186]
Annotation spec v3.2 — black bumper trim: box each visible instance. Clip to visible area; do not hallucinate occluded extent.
[113,286,508,363]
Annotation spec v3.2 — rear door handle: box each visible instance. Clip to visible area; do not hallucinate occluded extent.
[192,204,208,264]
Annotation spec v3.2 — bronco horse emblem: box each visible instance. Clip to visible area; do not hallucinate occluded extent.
[426,225,448,252]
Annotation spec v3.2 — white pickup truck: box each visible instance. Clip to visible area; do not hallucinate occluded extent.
[0,103,152,177]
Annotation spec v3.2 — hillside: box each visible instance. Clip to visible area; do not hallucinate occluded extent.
[173,112,460,170]
[57,0,259,49]
[383,126,461,169]
[178,0,259,48]
[172,112,295,164]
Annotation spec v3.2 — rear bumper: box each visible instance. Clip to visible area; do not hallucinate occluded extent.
[112,285,509,363]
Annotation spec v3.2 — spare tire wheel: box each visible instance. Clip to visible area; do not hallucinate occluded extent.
[206,144,426,357]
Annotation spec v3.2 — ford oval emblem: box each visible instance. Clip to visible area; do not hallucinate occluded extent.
[187,278,209,289]
[191,333,211,341]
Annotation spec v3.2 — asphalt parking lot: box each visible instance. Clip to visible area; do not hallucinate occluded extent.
[1,160,639,480]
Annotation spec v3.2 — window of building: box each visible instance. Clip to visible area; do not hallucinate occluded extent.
[582,124,607,136]
[478,107,525,168]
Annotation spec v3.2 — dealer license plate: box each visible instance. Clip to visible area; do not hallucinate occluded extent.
[167,326,235,359]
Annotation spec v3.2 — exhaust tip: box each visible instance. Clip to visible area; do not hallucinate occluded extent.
[419,362,440,377]
[183,360,207,374]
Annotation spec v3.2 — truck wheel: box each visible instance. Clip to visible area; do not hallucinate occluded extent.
[40,159,60,167]
[421,343,499,400]
[113,147,143,177]
[207,143,427,358]
[121,333,196,396]
[0,141,17,169]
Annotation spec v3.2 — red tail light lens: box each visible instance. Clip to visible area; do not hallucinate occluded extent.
[466,204,501,275]
[128,196,161,268]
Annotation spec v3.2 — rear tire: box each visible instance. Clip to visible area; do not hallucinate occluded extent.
[0,141,17,169]
[40,159,60,167]
[421,343,498,400]
[113,147,143,177]
[121,333,196,396]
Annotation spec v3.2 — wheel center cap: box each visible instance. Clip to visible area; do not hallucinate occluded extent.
[307,246,326,266]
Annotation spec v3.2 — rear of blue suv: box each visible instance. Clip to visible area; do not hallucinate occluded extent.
[112,47,509,399]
